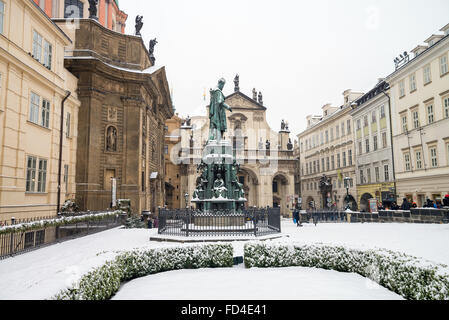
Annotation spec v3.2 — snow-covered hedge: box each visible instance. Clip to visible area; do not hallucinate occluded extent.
[54,244,234,300]
[244,243,449,300]
[0,211,122,235]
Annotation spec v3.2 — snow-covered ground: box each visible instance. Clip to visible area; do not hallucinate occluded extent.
[1,220,448,300]
[112,266,403,300]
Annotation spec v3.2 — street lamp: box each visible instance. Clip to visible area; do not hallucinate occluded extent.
[184,192,189,209]
[344,177,352,210]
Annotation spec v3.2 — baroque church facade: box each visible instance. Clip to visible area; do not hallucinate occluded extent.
[176,77,296,216]
[55,18,173,215]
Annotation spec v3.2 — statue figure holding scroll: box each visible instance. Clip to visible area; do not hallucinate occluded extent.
[209,78,232,141]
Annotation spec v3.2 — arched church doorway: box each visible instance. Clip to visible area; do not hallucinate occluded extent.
[238,167,259,209]
[272,173,290,215]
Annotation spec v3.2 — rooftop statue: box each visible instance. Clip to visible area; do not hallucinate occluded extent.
[209,78,233,141]
[135,16,144,36]
[88,0,98,19]
[234,74,240,92]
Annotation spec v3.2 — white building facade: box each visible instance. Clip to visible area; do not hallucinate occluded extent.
[386,23,449,207]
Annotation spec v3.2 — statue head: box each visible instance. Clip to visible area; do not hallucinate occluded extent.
[216,173,222,179]
[218,78,226,90]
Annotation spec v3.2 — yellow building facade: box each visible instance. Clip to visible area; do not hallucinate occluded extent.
[0,0,80,222]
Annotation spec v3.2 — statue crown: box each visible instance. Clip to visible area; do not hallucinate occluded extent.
[218,78,226,84]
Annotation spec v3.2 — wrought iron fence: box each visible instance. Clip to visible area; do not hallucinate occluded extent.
[302,209,449,224]
[0,212,123,260]
[158,208,281,237]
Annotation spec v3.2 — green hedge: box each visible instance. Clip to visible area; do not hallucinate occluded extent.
[0,211,122,236]
[244,243,449,300]
[54,244,234,300]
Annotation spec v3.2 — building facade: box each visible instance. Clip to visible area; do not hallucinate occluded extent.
[55,18,173,215]
[164,113,182,209]
[33,0,127,33]
[297,90,362,210]
[0,0,80,221]
[351,80,396,211]
[178,79,296,216]
[386,23,449,207]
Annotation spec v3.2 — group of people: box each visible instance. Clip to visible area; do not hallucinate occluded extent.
[399,195,449,210]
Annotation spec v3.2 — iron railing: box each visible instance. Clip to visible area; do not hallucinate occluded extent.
[302,209,449,224]
[0,212,123,260]
[158,208,281,237]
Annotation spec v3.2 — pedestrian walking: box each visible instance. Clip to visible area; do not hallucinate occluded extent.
[443,195,449,207]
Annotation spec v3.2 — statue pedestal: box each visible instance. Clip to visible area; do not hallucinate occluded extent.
[192,215,246,227]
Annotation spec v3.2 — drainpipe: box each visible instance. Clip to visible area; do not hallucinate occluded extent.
[57,91,72,216]
[381,86,397,203]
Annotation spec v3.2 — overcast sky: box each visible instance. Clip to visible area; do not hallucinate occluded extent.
[121,0,449,137]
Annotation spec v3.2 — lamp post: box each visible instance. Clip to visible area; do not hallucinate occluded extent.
[184,192,189,209]
[344,177,352,210]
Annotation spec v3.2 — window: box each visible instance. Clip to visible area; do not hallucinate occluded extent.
[325,130,329,143]
[401,114,408,133]
[415,150,422,170]
[26,156,37,192]
[35,230,45,246]
[342,151,347,167]
[348,149,352,166]
[371,111,377,123]
[330,128,334,141]
[358,141,363,155]
[66,112,71,137]
[367,168,371,183]
[164,145,169,154]
[64,0,84,18]
[337,154,341,168]
[423,65,432,84]
[32,31,52,69]
[356,119,361,130]
[447,144,449,165]
[326,157,330,171]
[363,115,368,127]
[375,167,380,182]
[384,165,389,181]
[430,147,438,168]
[37,159,47,192]
[380,105,385,119]
[404,153,411,171]
[63,163,69,188]
[29,92,40,124]
[409,74,417,92]
[382,132,387,148]
[365,139,370,153]
[443,97,449,119]
[104,0,109,27]
[347,120,351,134]
[0,1,4,35]
[39,0,45,11]
[360,170,364,184]
[440,55,448,76]
[341,122,345,136]
[336,125,340,138]
[52,0,59,18]
[321,158,324,172]
[427,104,434,124]
[331,155,335,170]
[412,110,420,129]
[320,132,323,145]
[373,135,378,151]
[32,31,43,62]
[41,99,50,128]
[43,40,52,69]
[399,80,405,97]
